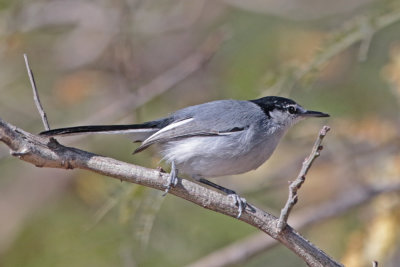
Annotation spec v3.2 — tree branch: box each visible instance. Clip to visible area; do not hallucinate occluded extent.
[0,117,342,267]
[277,126,330,231]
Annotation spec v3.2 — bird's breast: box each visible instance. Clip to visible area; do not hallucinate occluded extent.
[160,127,284,178]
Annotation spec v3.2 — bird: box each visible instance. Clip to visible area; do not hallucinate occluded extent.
[40,96,329,218]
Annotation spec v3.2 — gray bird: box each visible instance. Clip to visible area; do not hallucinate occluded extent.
[40,96,329,217]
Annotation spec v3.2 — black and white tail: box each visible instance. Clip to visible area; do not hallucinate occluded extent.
[39,120,166,143]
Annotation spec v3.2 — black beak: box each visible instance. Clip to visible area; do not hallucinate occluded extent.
[300,110,330,118]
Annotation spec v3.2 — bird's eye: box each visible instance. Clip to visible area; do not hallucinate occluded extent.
[288,106,297,114]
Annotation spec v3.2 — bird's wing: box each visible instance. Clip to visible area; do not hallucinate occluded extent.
[133,117,247,153]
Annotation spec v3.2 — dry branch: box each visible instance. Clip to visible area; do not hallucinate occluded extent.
[0,118,342,267]
[277,126,330,231]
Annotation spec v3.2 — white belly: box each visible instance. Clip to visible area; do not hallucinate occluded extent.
[160,129,283,178]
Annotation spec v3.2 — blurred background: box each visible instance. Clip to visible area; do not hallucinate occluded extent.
[0,0,399,266]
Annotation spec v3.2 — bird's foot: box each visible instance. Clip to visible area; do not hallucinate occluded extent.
[198,178,248,218]
[162,161,178,196]
[228,193,247,219]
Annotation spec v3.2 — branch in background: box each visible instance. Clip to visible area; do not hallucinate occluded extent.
[266,6,400,95]
[277,126,330,231]
[187,183,400,267]
[79,28,229,126]
[357,17,374,62]
[299,7,400,86]
[0,118,343,267]
[24,54,50,130]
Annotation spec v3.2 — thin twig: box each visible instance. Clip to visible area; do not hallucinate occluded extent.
[23,54,50,130]
[277,125,330,232]
[372,260,378,267]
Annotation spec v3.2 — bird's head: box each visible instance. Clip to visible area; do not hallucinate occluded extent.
[251,96,329,127]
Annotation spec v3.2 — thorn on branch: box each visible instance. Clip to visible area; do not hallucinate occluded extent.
[277,126,330,232]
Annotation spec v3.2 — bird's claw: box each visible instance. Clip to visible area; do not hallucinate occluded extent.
[162,161,178,196]
[198,178,248,218]
[229,194,247,218]
[162,174,178,196]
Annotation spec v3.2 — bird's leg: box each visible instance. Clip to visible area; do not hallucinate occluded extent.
[199,178,247,219]
[163,161,178,196]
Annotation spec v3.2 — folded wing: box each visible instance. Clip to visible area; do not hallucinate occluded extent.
[134,118,247,153]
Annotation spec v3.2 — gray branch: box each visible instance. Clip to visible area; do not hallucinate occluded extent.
[277,126,330,231]
[0,118,342,267]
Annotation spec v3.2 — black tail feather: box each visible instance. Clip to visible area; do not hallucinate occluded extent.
[39,122,160,137]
